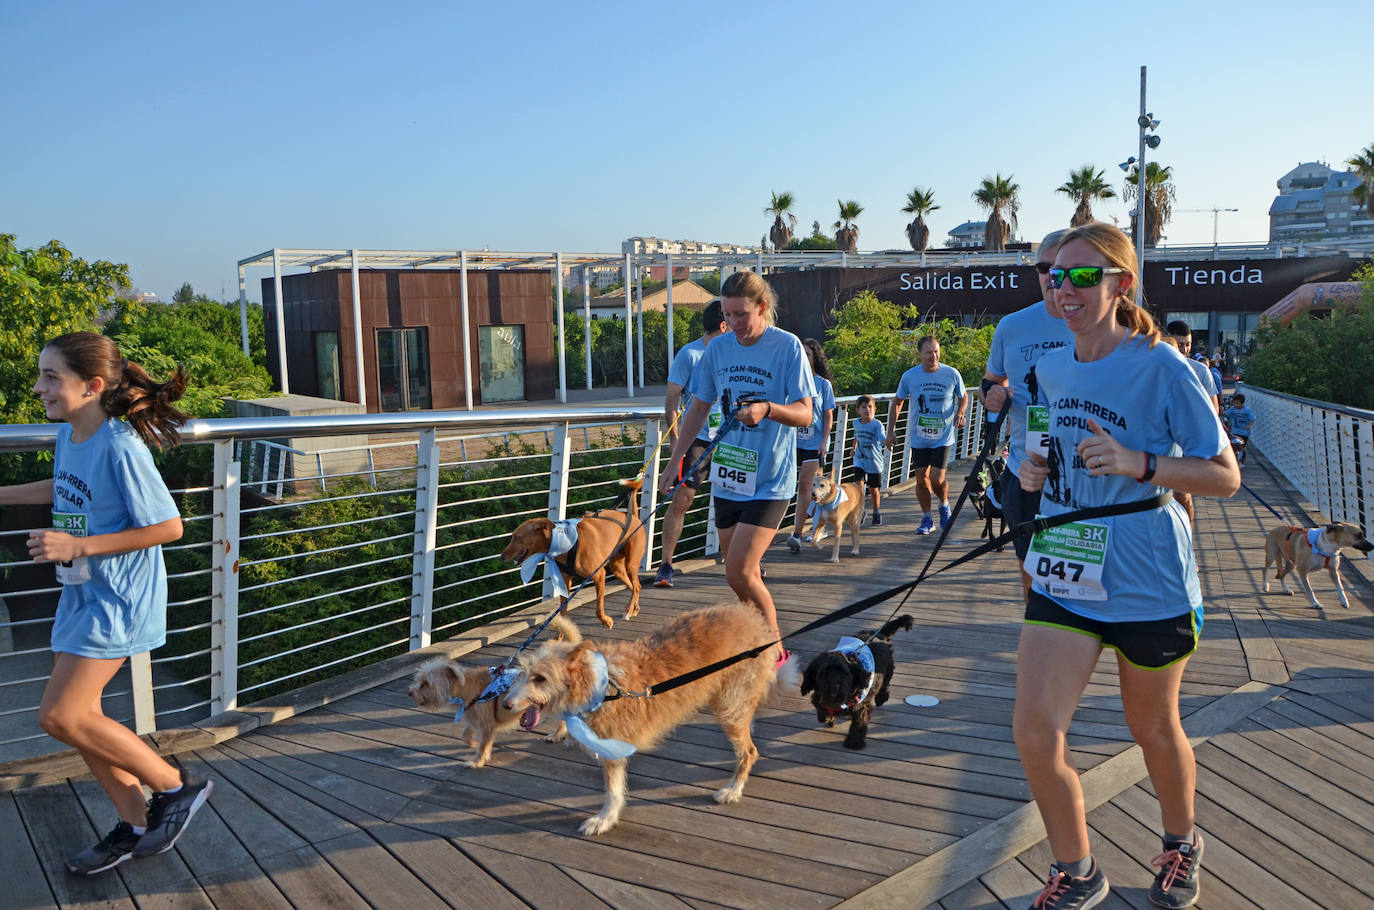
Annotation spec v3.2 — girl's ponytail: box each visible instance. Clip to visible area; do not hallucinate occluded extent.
[45,332,189,449]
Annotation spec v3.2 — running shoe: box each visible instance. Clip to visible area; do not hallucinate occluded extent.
[1027,860,1109,909]
[66,821,140,875]
[786,535,802,553]
[938,504,952,530]
[133,775,213,858]
[871,512,882,527]
[916,515,935,535]
[1149,833,1203,908]
[653,564,674,588]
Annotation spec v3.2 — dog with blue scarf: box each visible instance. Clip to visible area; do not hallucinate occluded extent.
[501,600,795,836]
[800,615,914,750]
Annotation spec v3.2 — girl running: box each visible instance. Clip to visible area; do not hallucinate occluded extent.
[1,332,213,875]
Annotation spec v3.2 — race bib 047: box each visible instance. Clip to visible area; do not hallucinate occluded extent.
[1024,519,1110,602]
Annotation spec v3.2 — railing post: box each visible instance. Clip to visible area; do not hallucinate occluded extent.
[831,405,849,481]
[1359,419,1374,531]
[544,422,571,600]
[130,652,155,735]
[409,428,439,651]
[640,418,662,571]
[210,440,240,716]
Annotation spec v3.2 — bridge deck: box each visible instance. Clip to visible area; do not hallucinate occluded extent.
[7,454,1374,909]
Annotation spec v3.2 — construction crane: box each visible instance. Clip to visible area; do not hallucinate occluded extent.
[1178,207,1239,245]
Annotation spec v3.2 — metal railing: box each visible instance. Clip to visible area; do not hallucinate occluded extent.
[0,392,995,763]
[1238,384,1374,530]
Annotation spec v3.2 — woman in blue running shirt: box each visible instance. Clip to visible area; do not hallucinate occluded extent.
[661,270,814,644]
[1016,224,1239,909]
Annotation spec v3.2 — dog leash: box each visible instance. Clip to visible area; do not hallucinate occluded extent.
[1240,480,1290,523]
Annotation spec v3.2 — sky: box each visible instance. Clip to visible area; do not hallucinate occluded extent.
[4,0,1369,303]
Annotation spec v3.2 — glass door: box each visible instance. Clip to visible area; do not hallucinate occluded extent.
[479,325,526,403]
[376,328,431,411]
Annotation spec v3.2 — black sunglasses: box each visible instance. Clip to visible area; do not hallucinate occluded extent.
[1035,262,1053,274]
[1046,266,1127,289]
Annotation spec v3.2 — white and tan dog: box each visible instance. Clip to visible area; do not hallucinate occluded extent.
[808,472,864,564]
[407,616,580,766]
[1262,522,1373,609]
[501,601,793,836]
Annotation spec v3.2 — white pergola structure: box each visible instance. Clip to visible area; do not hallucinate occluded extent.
[235,246,1046,408]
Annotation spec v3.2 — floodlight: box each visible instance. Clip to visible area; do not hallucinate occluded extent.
[1145,135,1162,149]
[1119,157,1136,172]
[1138,114,1160,130]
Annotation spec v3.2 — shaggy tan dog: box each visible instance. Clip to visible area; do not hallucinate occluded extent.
[501,479,645,629]
[406,616,580,767]
[501,601,792,835]
[808,472,864,564]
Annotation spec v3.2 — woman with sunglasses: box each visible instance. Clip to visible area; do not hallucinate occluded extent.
[660,270,814,653]
[1016,222,1239,910]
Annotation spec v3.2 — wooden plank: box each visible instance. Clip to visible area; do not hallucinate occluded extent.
[0,790,58,910]
[366,822,527,910]
[924,874,1005,910]
[190,745,361,845]
[315,830,451,910]
[13,782,138,910]
[195,860,294,910]
[460,841,611,910]
[255,844,372,910]
[562,866,697,910]
[174,751,310,861]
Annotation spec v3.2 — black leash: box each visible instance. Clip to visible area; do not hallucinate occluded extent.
[1239,480,1290,523]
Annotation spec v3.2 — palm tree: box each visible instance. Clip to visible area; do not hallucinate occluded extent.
[1123,162,1176,248]
[765,191,798,250]
[1056,165,1117,227]
[1347,144,1374,216]
[901,187,940,251]
[972,174,1020,251]
[832,200,864,252]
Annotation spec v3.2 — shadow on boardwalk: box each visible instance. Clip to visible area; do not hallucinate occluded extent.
[5,451,1374,909]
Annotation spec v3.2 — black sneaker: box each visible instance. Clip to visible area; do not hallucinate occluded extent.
[653,564,674,588]
[1028,860,1109,909]
[66,820,140,875]
[1149,833,1203,908]
[133,775,214,858]
[871,512,882,526]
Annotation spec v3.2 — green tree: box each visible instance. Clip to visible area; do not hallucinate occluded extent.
[833,199,864,252]
[1056,165,1117,227]
[765,191,798,250]
[901,187,940,252]
[973,173,1020,252]
[0,234,129,428]
[172,282,195,307]
[783,224,838,251]
[1346,144,1374,216]
[1241,263,1374,409]
[1123,161,1175,248]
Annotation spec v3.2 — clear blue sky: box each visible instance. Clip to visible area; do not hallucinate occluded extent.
[4,0,1368,302]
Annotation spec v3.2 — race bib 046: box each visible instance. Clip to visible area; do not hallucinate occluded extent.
[1024,519,1110,602]
[1027,406,1050,457]
[713,443,758,497]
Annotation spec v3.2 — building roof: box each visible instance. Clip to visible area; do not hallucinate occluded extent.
[948,220,985,237]
[587,278,715,313]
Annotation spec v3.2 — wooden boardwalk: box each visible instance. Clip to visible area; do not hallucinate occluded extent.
[6,453,1374,909]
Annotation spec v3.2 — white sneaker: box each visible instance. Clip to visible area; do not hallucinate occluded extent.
[786,535,801,552]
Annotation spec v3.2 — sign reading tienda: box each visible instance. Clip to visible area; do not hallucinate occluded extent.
[770,255,1359,339]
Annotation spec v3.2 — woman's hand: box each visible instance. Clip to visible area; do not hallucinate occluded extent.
[1020,453,1049,491]
[737,400,769,428]
[1077,419,1140,477]
[28,530,83,563]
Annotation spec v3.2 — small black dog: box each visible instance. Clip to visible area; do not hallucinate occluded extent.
[800,615,914,749]
[971,456,1008,548]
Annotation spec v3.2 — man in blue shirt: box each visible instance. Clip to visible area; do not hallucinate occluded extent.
[887,337,967,534]
[1165,321,1222,525]
[1223,393,1258,465]
[654,300,726,587]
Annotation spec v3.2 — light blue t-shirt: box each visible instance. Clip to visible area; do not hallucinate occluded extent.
[689,325,815,502]
[667,337,723,442]
[1209,366,1223,393]
[984,300,1074,477]
[797,376,836,453]
[850,416,888,474]
[895,363,967,449]
[1185,357,1217,397]
[1031,336,1229,623]
[1225,406,1256,437]
[51,418,181,658]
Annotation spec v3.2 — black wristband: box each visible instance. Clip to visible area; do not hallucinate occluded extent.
[765,402,772,420]
[980,378,997,396]
[1135,452,1157,483]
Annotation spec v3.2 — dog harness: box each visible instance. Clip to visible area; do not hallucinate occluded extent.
[563,651,637,761]
[806,487,848,520]
[519,518,581,598]
[1282,527,1336,568]
[821,636,877,716]
[453,666,521,723]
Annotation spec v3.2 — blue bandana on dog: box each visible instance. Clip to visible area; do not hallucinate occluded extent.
[519,518,580,598]
[456,666,522,722]
[806,486,848,520]
[563,651,636,761]
[830,635,877,710]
